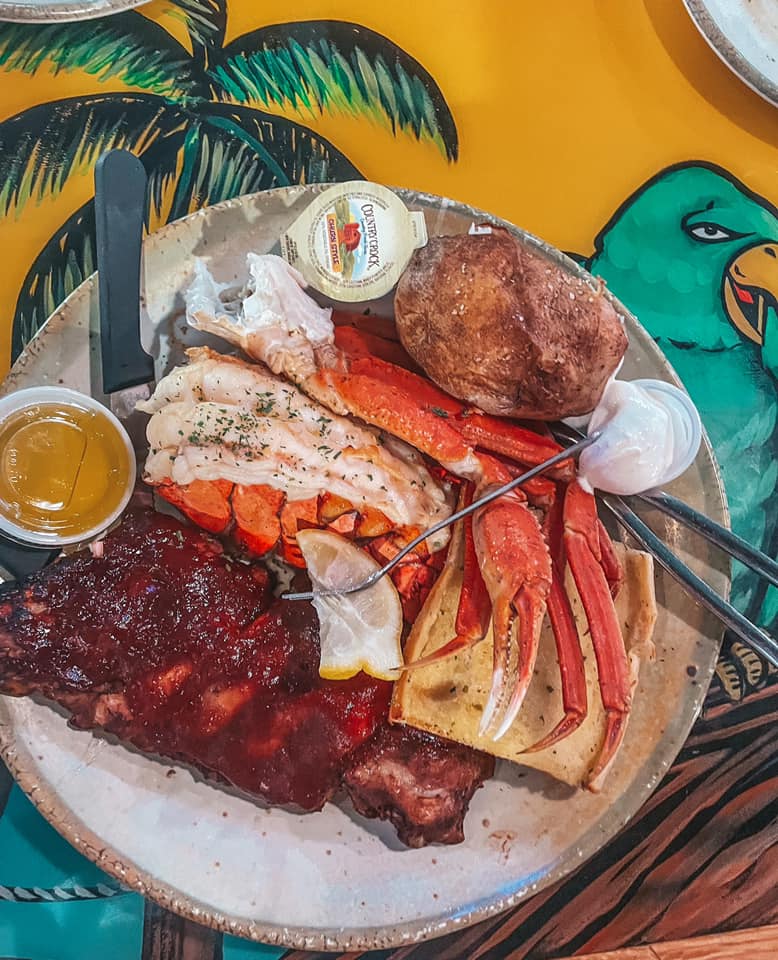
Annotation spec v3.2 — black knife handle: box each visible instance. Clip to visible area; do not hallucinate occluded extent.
[94,150,153,394]
[0,533,59,582]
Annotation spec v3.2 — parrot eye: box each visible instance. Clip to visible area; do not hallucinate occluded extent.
[684,221,745,243]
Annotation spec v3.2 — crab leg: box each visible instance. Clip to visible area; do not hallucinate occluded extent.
[404,484,491,671]
[524,574,588,751]
[562,480,631,786]
[320,349,573,477]
[524,484,588,753]
[597,519,624,598]
[333,325,423,372]
[474,456,552,741]
[457,412,574,479]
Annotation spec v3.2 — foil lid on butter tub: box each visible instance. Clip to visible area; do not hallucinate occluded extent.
[280,182,428,302]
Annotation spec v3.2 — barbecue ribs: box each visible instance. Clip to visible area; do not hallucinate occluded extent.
[0,507,492,844]
[344,723,494,847]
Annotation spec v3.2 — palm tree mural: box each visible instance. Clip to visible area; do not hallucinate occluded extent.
[0,0,458,360]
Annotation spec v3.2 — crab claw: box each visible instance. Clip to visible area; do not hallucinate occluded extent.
[472,461,552,741]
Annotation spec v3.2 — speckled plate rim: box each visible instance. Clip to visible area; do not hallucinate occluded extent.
[0,185,729,950]
[683,0,778,107]
[0,0,148,22]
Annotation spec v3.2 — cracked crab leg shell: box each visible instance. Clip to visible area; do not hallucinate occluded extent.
[524,485,588,753]
[563,480,631,788]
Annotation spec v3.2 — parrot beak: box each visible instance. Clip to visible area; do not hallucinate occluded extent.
[724,242,778,346]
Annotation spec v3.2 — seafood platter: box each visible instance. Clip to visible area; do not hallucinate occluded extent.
[0,177,728,949]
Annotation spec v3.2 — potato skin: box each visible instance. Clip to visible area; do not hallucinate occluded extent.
[394,228,628,420]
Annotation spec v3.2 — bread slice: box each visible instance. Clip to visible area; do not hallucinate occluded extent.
[391,521,656,789]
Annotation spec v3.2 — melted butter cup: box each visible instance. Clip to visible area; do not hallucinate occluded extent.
[0,387,135,547]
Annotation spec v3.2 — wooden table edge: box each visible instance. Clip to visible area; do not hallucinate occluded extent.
[554,923,778,960]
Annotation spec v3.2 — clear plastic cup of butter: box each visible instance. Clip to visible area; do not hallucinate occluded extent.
[0,386,135,548]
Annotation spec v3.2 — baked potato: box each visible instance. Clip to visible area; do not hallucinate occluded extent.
[394,228,628,420]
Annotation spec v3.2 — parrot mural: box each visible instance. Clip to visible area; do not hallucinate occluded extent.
[582,161,778,699]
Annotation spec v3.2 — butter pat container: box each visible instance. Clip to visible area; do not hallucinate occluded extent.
[280,181,428,302]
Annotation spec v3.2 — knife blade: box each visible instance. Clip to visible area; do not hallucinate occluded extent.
[94,149,154,455]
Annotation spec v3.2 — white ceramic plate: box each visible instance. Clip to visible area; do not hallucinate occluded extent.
[0,186,729,950]
[0,0,148,22]
[684,0,778,106]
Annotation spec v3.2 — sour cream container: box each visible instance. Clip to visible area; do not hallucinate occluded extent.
[578,378,702,496]
[0,386,135,547]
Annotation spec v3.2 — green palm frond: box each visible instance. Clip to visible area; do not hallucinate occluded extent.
[168,104,362,221]
[146,129,189,224]
[0,94,191,215]
[0,18,193,96]
[163,0,226,61]
[12,200,95,357]
[209,21,458,161]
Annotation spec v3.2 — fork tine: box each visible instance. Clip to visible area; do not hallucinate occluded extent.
[600,495,778,669]
[639,490,778,588]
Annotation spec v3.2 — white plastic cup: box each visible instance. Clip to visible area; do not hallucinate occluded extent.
[0,386,136,547]
[630,379,702,488]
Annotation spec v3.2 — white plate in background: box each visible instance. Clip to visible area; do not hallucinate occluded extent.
[684,0,778,106]
[0,0,148,22]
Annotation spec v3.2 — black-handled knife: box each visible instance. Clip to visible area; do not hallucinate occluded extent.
[94,149,153,394]
[94,150,154,457]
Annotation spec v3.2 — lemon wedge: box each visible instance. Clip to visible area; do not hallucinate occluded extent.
[296,528,404,681]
